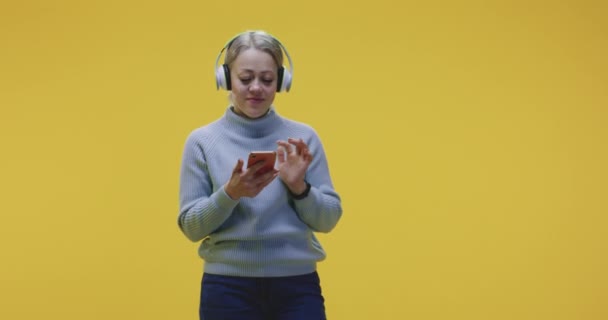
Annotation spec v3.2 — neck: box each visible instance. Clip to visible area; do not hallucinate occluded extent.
[223,106,282,138]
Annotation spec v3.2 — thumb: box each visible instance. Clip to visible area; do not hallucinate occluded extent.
[233,159,244,173]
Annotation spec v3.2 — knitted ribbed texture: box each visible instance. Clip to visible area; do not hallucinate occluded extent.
[178,106,342,277]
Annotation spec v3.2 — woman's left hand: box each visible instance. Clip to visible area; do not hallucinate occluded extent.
[276,138,313,195]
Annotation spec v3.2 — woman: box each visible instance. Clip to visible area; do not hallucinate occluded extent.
[178,30,342,320]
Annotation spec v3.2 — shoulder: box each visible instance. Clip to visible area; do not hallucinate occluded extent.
[181,119,227,157]
[280,116,319,137]
[185,118,223,142]
[277,116,326,151]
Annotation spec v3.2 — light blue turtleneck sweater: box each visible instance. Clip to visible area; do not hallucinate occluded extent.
[178,106,342,277]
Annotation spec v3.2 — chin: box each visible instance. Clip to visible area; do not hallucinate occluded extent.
[247,106,270,116]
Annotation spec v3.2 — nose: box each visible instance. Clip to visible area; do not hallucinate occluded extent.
[249,79,262,92]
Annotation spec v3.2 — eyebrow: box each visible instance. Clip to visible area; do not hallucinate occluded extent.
[237,69,275,75]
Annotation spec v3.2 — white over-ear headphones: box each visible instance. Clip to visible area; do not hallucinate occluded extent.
[214,31,293,92]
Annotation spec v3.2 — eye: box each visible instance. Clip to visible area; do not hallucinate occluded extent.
[239,78,252,84]
[262,79,274,84]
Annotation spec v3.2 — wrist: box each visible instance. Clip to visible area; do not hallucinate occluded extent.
[289,180,307,195]
[224,184,239,200]
[289,180,311,200]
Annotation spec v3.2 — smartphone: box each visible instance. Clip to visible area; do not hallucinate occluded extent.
[246,151,277,174]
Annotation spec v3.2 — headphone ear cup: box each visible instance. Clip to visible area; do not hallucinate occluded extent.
[276,67,284,92]
[277,66,292,92]
[223,64,232,90]
[215,64,231,90]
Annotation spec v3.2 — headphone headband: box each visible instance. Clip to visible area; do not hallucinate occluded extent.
[214,31,294,92]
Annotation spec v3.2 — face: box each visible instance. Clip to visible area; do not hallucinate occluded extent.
[229,48,278,119]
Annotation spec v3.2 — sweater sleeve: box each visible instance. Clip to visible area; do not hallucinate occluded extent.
[292,133,343,233]
[177,132,239,242]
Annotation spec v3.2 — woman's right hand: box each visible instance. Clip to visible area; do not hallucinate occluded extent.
[224,159,278,200]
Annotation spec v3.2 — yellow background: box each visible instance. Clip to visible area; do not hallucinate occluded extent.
[1,0,607,319]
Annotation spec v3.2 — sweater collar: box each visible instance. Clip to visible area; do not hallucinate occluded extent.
[223,106,283,138]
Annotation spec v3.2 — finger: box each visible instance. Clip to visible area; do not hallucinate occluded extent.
[247,160,269,174]
[276,146,286,164]
[302,149,313,163]
[276,140,293,154]
[280,142,293,154]
[288,137,307,148]
[304,153,313,163]
[260,171,279,189]
[299,145,308,157]
[249,171,275,193]
[288,138,307,155]
[294,141,304,156]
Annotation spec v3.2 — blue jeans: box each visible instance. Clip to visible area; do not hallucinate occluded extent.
[199,271,326,320]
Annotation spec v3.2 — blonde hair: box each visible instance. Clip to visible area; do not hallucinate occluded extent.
[224,30,284,69]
